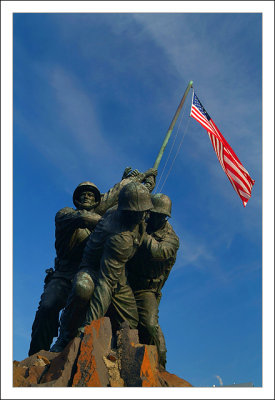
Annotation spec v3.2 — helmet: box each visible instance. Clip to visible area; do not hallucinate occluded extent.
[118,182,153,212]
[150,193,172,217]
[73,181,101,209]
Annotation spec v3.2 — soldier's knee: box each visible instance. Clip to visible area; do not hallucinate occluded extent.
[139,317,158,337]
[74,272,95,303]
[146,322,158,337]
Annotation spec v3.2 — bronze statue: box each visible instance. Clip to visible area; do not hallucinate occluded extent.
[50,181,153,352]
[28,169,157,356]
[126,193,179,369]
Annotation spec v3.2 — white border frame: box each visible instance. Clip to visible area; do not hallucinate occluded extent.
[1,2,274,399]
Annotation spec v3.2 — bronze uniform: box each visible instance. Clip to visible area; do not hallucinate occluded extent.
[28,176,142,356]
[57,208,143,343]
[127,220,179,368]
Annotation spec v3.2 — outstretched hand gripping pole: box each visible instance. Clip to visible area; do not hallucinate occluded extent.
[153,80,193,170]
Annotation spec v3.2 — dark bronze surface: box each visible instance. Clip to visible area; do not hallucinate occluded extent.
[29,169,157,356]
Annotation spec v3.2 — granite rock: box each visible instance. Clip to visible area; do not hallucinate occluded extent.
[13,317,192,387]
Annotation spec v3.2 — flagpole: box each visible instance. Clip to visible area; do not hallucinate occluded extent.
[153,80,193,170]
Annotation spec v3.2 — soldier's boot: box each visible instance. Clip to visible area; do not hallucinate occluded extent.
[140,322,167,371]
[29,307,60,356]
[50,303,77,352]
[155,325,167,371]
[50,272,95,352]
[50,306,85,352]
[50,331,72,353]
[158,349,167,371]
[148,325,164,369]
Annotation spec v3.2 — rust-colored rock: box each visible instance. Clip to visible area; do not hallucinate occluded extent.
[72,317,112,387]
[13,363,28,387]
[38,337,81,387]
[16,350,58,369]
[158,370,192,387]
[140,345,160,387]
[107,352,117,362]
[26,365,46,385]
[13,355,51,387]
[37,355,51,365]
[13,317,192,387]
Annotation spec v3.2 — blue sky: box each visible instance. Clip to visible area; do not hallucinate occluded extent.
[3,3,273,396]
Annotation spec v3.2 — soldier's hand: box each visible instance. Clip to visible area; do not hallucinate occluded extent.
[128,169,140,178]
[139,219,147,241]
[121,166,132,180]
[134,168,158,186]
[143,168,158,178]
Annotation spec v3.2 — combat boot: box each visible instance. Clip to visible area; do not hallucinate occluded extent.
[50,332,71,352]
[158,351,167,371]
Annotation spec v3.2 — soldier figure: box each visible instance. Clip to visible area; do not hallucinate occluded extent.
[126,193,179,369]
[28,169,157,356]
[50,181,153,352]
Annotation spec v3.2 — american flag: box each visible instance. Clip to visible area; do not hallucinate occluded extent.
[190,91,255,207]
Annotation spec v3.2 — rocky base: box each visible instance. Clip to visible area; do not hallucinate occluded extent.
[13,317,192,387]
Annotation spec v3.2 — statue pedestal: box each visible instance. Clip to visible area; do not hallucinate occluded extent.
[13,317,192,387]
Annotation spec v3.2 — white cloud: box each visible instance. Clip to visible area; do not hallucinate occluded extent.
[15,55,135,189]
[172,222,216,270]
[49,65,114,160]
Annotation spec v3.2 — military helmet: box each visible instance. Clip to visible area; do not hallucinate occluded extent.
[118,182,153,212]
[73,181,101,209]
[150,193,172,217]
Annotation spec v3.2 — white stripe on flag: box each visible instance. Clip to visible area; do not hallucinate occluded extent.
[224,155,252,190]
[224,147,250,176]
[226,169,251,195]
[239,189,250,199]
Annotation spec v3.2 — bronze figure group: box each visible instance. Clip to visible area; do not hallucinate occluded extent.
[29,167,179,370]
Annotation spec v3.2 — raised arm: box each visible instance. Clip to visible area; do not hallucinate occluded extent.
[55,207,101,232]
[95,168,157,216]
[142,231,179,261]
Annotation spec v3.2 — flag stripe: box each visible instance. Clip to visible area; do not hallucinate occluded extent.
[190,91,255,207]
[224,163,251,194]
[210,135,251,194]
[239,190,250,199]
[191,107,216,135]
[224,155,252,190]
[226,169,251,195]
[224,146,250,175]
